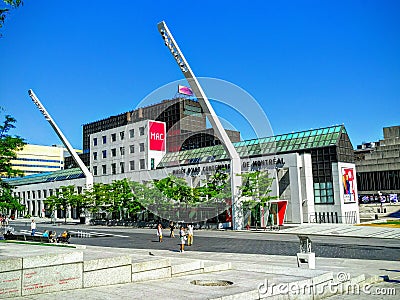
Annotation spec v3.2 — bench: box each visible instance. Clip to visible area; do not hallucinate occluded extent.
[3,233,52,243]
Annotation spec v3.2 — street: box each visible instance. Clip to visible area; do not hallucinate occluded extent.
[9,221,400,261]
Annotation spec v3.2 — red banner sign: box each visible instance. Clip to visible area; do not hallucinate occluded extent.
[149,121,166,151]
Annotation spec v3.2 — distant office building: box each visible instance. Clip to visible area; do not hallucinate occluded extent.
[80,98,240,166]
[355,125,400,198]
[10,144,66,175]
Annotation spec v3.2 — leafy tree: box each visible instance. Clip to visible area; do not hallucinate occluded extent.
[0,0,23,36]
[197,169,231,203]
[0,110,26,215]
[106,179,143,219]
[45,185,81,224]
[238,170,277,227]
[154,175,198,206]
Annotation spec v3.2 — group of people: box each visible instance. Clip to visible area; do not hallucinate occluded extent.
[30,219,69,243]
[157,222,194,253]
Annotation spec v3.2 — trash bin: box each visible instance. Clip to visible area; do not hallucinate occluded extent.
[80,217,86,224]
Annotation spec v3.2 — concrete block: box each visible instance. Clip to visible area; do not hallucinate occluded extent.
[83,265,131,288]
[21,263,83,296]
[131,257,170,273]
[0,257,22,272]
[296,252,315,269]
[83,255,131,272]
[203,262,232,273]
[22,251,83,269]
[171,260,202,276]
[0,270,22,298]
[131,267,171,282]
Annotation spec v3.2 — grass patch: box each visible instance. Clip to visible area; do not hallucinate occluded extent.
[0,239,75,248]
[358,220,400,228]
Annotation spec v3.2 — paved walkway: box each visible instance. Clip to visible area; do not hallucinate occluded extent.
[276,223,400,239]
[2,219,400,299]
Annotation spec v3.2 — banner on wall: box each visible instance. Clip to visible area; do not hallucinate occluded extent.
[342,168,356,203]
[148,121,166,151]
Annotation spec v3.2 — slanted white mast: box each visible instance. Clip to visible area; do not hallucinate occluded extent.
[157,21,243,230]
[28,89,93,189]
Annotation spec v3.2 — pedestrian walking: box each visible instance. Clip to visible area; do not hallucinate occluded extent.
[169,221,175,238]
[179,226,186,253]
[157,223,163,242]
[30,219,37,236]
[187,223,194,246]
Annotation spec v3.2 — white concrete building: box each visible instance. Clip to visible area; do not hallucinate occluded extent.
[7,123,359,225]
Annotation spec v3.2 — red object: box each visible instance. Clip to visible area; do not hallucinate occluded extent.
[276,200,288,226]
[149,121,166,151]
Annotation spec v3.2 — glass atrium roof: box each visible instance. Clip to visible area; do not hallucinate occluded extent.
[158,125,347,168]
[5,168,84,186]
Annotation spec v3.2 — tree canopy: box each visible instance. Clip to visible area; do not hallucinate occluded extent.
[0,109,26,213]
[0,0,23,36]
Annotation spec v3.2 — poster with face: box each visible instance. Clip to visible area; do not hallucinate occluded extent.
[342,168,356,203]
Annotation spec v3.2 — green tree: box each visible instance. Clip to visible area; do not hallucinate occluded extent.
[106,179,143,219]
[238,170,277,227]
[0,0,23,36]
[45,185,81,224]
[0,110,26,215]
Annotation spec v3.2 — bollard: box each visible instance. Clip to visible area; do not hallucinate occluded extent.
[297,235,315,269]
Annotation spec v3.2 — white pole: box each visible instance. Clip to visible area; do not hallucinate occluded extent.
[157,21,243,229]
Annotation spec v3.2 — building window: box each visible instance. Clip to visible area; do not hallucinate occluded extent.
[130,160,135,171]
[102,135,107,144]
[129,145,135,154]
[38,190,41,198]
[93,152,97,160]
[120,147,125,156]
[111,133,117,142]
[129,129,134,138]
[120,162,125,174]
[49,189,53,197]
[314,182,334,204]
[102,150,107,159]
[139,143,145,152]
[140,159,146,170]
[111,148,117,157]
[102,165,107,175]
[111,163,116,175]
[151,158,155,170]
[43,190,47,198]
[120,131,125,140]
[93,166,98,176]
[32,191,36,199]
[93,138,98,146]
[139,126,145,136]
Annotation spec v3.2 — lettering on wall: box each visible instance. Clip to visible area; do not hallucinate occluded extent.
[148,121,166,151]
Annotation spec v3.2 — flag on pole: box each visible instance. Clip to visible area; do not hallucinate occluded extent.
[178,85,193,96]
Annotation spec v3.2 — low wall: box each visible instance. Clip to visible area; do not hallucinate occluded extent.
[0,250,228,298]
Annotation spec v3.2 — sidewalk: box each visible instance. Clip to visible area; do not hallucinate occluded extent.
[8,217,400,239]
[1,242,399,300]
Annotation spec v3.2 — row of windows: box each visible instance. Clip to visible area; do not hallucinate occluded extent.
[15,186,83,200]
[357,170,400,192]
[93,127,145,146]
[92,159,146,175]
[12,164,62,169]
[14,158,63,163]
[92,143,145,160]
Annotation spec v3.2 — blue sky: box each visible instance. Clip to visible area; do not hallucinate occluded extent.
[1,0,399,149]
